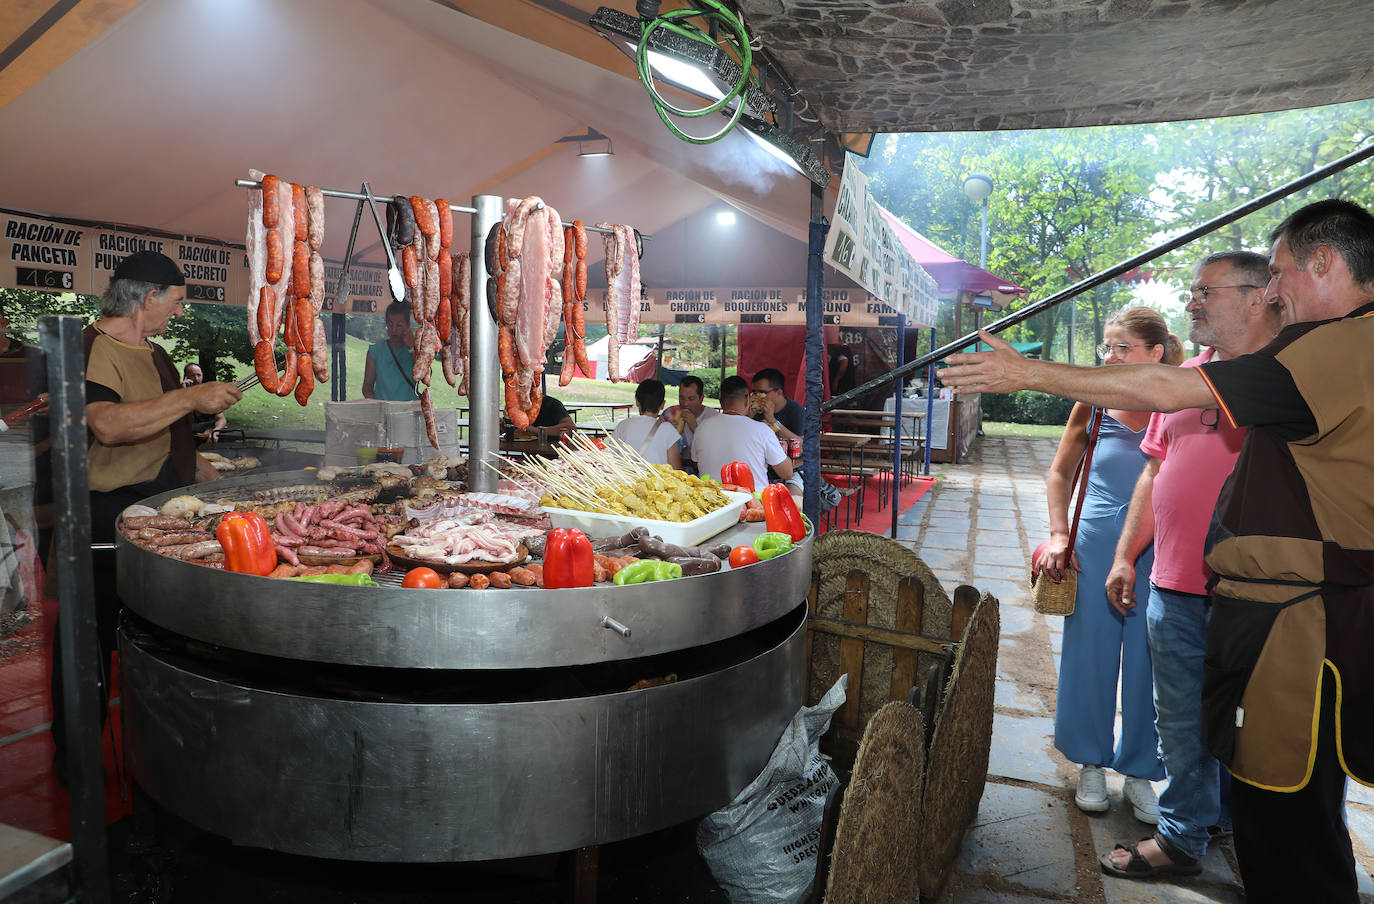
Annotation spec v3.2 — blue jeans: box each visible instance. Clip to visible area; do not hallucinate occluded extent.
[1147,585,1230,860]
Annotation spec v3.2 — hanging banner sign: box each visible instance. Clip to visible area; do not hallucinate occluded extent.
[821,154,939,327]
[90,227,177,293]
[584,287,920,328]
[172,236,240,306]
[0,206,406,315]
[1,209,93,295]
[321,260,390,315]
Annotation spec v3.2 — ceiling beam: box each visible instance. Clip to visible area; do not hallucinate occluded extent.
[0,0,142,113]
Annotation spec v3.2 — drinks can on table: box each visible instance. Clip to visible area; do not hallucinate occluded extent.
[788,438,802,459]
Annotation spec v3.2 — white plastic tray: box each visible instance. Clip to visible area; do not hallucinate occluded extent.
[542,491,752,548]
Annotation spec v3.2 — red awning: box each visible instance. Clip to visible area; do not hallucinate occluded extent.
[878,205,1026,298]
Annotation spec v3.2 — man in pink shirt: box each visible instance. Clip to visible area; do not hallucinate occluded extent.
[1101,251,1280,877]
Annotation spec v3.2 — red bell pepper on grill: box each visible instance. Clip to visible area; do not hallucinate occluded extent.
[720,461,754,492]
[214,511,277,576]
[543,527,594,589]
[761,483,806,542]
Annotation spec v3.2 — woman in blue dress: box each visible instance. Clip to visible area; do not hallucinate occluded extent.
[1035,306,1183,823]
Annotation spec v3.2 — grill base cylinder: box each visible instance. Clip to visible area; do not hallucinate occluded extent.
[120,607,806,862]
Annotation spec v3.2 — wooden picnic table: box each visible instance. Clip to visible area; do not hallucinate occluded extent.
[571,402,632,425]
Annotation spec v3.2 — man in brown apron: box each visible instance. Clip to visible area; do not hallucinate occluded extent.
[939,199,1374,903]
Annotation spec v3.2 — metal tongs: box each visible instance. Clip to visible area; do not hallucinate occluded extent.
[362,181,407,302]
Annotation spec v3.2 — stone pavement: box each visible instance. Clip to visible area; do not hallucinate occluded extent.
[894,433,1374,904]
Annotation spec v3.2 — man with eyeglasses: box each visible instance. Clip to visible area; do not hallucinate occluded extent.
[749,368,803,442]
[939,199,1374,903]
[1098,251,1278,880]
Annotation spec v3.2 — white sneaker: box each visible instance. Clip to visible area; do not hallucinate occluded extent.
[1124,776,1160,824]
[1075,765,1109,813]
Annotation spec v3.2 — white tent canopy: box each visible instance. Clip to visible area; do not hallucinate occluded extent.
[0,0,816,286]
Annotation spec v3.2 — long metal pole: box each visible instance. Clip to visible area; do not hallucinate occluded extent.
[974,197,987,351]
[802,182,826,528]
[41,315,109,904]
[890,314,904,539]
[468,195,503,493]
[823,139,1374,413]
[233,179,650,238]
[924,327,935,476]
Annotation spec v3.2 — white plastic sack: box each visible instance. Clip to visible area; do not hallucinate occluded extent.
[697,675,847,904]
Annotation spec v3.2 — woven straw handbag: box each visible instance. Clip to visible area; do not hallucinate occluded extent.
[1030,408,1104,616]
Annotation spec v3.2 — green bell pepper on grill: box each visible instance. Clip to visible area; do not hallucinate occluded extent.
[289,572,380,587]
[752,531,794,561]
[612,560,683,585]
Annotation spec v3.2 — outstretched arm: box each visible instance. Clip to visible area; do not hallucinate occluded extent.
[942,331,1214,413]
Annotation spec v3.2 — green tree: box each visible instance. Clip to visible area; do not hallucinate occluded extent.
[162,303,254,381]
[0,289,100,342]
[1148,102,1374,266]
[858,128,1166,362]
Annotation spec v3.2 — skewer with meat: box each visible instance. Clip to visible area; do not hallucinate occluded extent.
[453,251,470,395]
[542,208,565,349]
[247,171,298,394]
[597,222,642,382]
[559,220,591,386]
[559,226,577,386]
[246,170,269,345]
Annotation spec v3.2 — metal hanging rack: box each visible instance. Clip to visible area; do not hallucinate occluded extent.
[232,178,651,238]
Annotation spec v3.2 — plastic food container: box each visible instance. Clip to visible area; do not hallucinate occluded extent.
[542,491,752,548]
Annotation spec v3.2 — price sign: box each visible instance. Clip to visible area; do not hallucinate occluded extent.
[186,283,225,302]
[15,267,73,291]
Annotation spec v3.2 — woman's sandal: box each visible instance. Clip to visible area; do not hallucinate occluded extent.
[1099,831,1203,878]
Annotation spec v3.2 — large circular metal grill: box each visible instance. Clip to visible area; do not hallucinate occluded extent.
[117,472,810,862]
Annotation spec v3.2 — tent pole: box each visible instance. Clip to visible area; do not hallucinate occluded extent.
[468,195,503,493]
[802,182,826,529]
[891,314,904,539]
[924,328,935,477]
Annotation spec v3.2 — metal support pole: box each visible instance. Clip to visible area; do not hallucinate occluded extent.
[924,327,935,477]
[890,314,904,539]
[974,197,987,351]
[468,195,503,493]
[802,182,827,529]
[40,315,110,904]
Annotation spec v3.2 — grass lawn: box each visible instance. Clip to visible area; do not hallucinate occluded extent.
[981,421,1064,439]
[225,336,704,432]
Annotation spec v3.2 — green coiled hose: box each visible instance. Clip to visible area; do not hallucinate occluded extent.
[636,1,754,145]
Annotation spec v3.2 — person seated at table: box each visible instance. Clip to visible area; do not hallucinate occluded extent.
[533,391,577,437]
[750,368,803,442]
[661,375,716,468]
[693,375,801,498]
[182,363,227,443]
[362,302,418,400]
[613,379,682,468]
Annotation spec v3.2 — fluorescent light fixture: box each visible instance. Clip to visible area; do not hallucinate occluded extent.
[590,6,828,186]
[632,43,727,102]
[557,127,614,158]
[742,128,805,177]
[579,138,613,158]
[716,210,737,226]
[591,7,772,118]
[736,117,829,185]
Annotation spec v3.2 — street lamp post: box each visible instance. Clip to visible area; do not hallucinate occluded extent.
[962,173,994,348]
